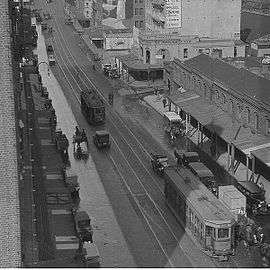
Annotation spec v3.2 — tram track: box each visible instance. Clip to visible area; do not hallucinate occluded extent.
[36,1,234,266]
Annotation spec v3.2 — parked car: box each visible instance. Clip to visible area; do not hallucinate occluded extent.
[93,130,110,149]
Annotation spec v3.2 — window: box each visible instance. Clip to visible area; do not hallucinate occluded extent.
[255,114,259,130]
[267,119,270,134]
[139,8,143,15]
[247,108,250,123]
[234,46,237,58]
[135,8,138,15]
[218,228,229,239]
[135,0,138,3]
[139,0,143,3]
[183,48,188,58]
[135,20,139,27]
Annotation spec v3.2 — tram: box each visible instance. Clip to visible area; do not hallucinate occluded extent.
[163,165,235,260]
[81,90,105,125]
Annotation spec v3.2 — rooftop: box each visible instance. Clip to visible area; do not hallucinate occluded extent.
[177,54,270,107]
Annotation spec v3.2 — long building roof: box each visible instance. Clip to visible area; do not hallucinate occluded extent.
[0,1,21,267]
[176,54,270,107]
[175,54,270,106]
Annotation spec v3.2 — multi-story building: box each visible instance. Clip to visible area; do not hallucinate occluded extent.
[134,0,246,64]
[133,0,146,29]
[68,0,102,27]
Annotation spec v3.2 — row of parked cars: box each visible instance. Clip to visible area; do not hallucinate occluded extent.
[151,150,270,216]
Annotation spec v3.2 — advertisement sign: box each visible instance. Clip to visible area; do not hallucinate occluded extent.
[165,0,182,28]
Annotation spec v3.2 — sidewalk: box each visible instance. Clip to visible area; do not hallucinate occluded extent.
[143,94,270,202]
[35,24,136,267]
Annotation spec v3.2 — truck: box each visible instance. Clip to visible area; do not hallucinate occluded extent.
[218,185,246,221]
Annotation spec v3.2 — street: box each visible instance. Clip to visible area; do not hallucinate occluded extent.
[32,0,266,267]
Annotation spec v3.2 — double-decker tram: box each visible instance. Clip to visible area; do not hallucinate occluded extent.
[163,166,235,260]
[81,90,105,125]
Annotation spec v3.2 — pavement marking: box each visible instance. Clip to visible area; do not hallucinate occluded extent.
[55,236,78,242]
[41,139,54,145]
[46,174,62,180]
[56,243,79,250]
[243,142,270,154]
[51,209,71,215]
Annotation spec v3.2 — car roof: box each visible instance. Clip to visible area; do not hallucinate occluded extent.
[237,181,263,194]
[163,111,181,121]
[96,130,109,136]
[189,162,214,178]
[184,152,199,158]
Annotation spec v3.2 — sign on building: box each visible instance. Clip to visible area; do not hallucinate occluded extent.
[165,0,182,28]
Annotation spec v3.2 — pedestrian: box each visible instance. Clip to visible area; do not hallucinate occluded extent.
[109,92,114,106]
[75,126,80,137]
[162,98,167,108]
[154,88,158,95]
[81,129,87,142]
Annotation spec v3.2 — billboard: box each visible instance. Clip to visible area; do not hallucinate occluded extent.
[165,0,182,28]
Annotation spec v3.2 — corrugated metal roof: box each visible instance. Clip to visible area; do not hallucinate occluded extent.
[179,54,270,107]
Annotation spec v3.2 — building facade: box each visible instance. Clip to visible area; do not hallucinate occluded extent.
[165,54,270,137]
[138,31,246,64]
[133,0,245,64]
[133,0,146,28]
[142,0,241,38]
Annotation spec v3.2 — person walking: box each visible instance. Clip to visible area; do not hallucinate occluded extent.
[162,98,167,108]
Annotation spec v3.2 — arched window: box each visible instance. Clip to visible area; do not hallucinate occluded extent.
[146,50,150,63]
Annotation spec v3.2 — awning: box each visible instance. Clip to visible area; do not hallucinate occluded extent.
[170,91,270,166]
[117,54,163,71]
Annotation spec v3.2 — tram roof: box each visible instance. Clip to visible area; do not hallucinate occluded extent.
[81,91,104,107]
[164,166,234,224]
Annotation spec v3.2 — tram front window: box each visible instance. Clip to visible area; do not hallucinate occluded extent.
[217,228,229,239]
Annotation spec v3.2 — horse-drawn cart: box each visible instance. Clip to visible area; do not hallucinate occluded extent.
[73,127,89,160]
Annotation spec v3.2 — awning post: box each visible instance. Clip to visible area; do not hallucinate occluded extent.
[246,154,249,181]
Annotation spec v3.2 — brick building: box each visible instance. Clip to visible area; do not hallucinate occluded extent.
[0,0,21,267]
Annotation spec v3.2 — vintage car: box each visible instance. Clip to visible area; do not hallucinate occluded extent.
[182,151,200,166]
[163,111,184,139]
[62,167,80,200]
[72,207,93,242]
[82,242,100,267]
[150,153,168,175]
[236,181,270,215]
[93,130,110,149]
